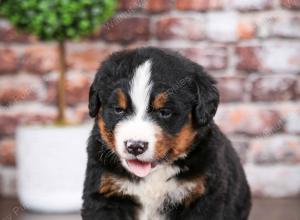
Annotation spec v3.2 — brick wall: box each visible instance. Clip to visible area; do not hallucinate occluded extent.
[0,0,299,197]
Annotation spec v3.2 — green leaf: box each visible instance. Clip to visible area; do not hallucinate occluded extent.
[62,14,72,25]
[0,0,118,41]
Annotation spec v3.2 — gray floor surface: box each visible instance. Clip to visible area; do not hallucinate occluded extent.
[0,198,299,220]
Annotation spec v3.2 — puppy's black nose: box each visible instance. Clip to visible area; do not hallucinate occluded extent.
[125,140,148,156]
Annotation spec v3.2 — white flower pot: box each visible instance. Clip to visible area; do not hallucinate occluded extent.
[16,124,91,213]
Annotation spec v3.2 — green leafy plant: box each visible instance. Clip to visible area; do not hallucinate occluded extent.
[1,0,117,124]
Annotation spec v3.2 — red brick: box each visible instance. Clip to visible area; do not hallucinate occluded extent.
[66,73,91,105]
[286,112,300,134]
[145,0,172,13]
[180,46,227,70]
[297,77,300,99]
[237,21,257,39]
[0,48,18,74]
[206,12,238,42]
[0,20,35,43]
[215,105,282,136]
[248,136,300,164]
[0,104,88,126]
[146,0,173,12]
[45,72,91,105]
[236,46,261,72]
[118,0,142,10]
[67,44,120,72]
[123,42,151,50]
[259,14,300,38]
[0,105,56,136]
[278,104,300,134]
[21,45,59,74]
[260,43,300,73]
[0,138,15,166]
[0,74,43,104]
[0,114,19,136]
[18,107,57,125]
[176,0,223,11]
[156,17,205,41]
[74,103,89,122]
[230,0,273,11]
[237,43,300,74]
[281,0,300,9]
[216,76,246,102]
[101,17,150,44]
[251,76,297,101]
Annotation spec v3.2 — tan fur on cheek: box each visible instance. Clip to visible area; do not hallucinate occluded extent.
[171,121,197,158]
[99,174,122,197]
[98,117,115,150]
[155,115,197,160]
[153,94,197,160]
[155,131,172,159]
[116,89,127,109]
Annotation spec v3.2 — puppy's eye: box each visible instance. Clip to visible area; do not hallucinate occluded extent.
[158,108,172,119]
[114,107,126,115]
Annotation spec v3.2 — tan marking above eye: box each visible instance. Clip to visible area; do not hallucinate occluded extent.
[116,88,127,109]
[98,117,115,150]
[153,92,168,109]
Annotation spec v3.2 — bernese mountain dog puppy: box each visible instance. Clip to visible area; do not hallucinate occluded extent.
[82,47,251,220]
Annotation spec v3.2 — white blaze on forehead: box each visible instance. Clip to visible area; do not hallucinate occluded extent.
[130,60,153,118]
[115,59,158,166]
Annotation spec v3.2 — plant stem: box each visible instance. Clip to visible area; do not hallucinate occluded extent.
[57,40,67,125]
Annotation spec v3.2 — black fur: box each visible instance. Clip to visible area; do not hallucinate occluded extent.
[82,47,251,220]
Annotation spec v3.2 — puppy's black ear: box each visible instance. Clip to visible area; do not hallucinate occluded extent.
[88,82,101,118]
[193,65,219,127]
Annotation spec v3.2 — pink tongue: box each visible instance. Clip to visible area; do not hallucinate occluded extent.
[127,160,151,177]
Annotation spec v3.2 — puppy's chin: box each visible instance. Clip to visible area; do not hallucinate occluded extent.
[121,158,159,178]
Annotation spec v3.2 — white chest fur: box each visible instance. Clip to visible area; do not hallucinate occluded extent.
[117,166,196,220]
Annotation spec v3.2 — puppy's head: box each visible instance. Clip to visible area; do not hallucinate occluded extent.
[89,48,219,178]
